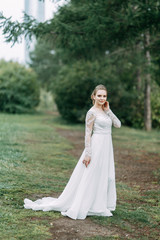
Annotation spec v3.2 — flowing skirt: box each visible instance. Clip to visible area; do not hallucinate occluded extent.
[24,133,116,220]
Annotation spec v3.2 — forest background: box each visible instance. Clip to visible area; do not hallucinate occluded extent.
[0,0,160,130]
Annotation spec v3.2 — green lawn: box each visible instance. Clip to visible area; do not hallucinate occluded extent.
[0,112,159,240]
[0,113,76,240]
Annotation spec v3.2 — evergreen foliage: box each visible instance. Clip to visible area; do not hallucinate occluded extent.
[0,60,40,113]
[30,36,160,128]
[53,57,144,126]
[151,83,160,128]
[29,40,60,90]
[0,0,160,128]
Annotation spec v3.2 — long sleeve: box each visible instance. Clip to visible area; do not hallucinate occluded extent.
[105,109,121,128]
[84,111,96,158]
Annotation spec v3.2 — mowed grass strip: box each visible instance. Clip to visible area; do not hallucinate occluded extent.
[0,113,77,240]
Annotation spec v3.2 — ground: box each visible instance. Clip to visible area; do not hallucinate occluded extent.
[1,112,159,240]
[49,125,160,240]
[56,127,159,190]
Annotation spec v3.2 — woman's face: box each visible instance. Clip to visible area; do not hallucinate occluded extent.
[94,90,107,106]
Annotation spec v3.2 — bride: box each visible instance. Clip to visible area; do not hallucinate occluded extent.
[24,84,121,220]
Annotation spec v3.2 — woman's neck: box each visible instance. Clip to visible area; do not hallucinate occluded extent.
[93,103,103,110]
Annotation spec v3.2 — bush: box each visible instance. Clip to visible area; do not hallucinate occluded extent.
[0,60,40,113]
[118,90,144,128]
[54,61,94,122]
[151,83,160,129]
[53,60,122,122]
[53,58,160,129]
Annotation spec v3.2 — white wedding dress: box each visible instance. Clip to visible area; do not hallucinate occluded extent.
[24,107,121,220]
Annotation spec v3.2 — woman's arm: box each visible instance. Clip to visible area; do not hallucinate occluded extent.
[104,101,121,128]
[106,109,121,128]
[83,111,95,167]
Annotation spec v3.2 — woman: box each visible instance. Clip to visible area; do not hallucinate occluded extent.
[24,84,121,220]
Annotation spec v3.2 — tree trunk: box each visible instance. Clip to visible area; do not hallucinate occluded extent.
[136,68,141,91]
[144,30,152,131]
[135,43,142,91]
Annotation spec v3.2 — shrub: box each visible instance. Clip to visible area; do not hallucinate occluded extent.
[54,62,94,122]
[53,60,122,122]
[53,59,160,129]
[151,83,160,129]
[0,60,40,113]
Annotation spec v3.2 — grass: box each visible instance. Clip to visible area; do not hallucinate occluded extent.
[0,113,77,240]
[112,126,160,154]
[89,127,160,240]
[90,183,160,239]
[85,237,124,240]
[0,112,159,240]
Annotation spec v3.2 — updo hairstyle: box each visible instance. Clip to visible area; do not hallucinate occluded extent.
[91,84,107,105]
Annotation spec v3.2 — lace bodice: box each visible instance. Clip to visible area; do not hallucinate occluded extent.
[85,107,121,158]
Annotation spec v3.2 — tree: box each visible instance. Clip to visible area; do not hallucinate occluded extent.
[0,60,40,113]
[0,0,160,129]
[29,39,61,90]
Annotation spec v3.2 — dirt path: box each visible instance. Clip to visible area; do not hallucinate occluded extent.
[46,125,159,240]
[56,128,159,191]
[49,217,118,240]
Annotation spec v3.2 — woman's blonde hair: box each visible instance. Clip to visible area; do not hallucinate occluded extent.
[91,84,107,105]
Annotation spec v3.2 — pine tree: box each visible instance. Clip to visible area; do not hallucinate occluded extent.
[0,0,160,129]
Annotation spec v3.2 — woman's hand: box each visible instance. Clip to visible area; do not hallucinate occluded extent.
[103,101,110,111]
[83,156,91,167]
